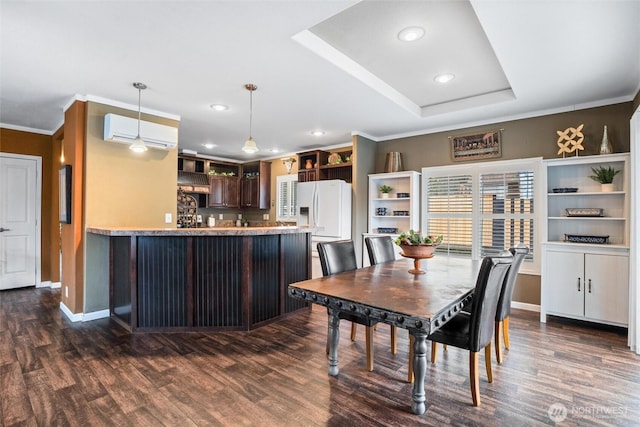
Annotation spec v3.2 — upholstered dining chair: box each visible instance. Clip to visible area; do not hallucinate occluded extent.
[433,245,530,365]
[494,244,529,363]
[364,236,398,354]
[365,235,396,266]
[427,252,513,406]
[317,240,380,371]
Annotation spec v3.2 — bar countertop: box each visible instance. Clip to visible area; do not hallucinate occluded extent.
[86,225,314,237]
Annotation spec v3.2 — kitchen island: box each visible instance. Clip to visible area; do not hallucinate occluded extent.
[87,226,312,332]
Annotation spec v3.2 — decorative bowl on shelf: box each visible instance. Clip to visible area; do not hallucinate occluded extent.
[552,187,578,193]
[376,207,388,216]
[327,153,342,165]
[565,234,609,244]
[377,227,398,234]
[565,208,604,217]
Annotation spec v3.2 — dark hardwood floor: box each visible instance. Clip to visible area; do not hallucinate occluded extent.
[1,287,639,426]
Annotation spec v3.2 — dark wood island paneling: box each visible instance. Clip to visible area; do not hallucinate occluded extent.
[90,227,312,332]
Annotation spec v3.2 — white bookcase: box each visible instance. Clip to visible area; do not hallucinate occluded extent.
[363,171,420,266]
[540,153,630,326]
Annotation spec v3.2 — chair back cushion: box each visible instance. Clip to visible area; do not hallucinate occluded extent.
[365,236,396,265]
[317,240,358,276]
[468,252,513,352]
[496,245,529,321]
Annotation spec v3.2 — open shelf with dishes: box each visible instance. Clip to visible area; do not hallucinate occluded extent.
[368,171,421,235]
[364,171,420,266]
[544,153,629,247]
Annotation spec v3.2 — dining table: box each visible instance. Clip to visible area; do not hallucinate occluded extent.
[288,256,481,415]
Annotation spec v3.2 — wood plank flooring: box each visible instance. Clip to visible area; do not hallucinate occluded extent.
[1,287,639,426]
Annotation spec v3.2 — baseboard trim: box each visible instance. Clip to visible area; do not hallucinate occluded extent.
[82,309,110,322]
[59,303,110,323]
[59,301,82,322]
[34,281,61,289]
[512,301,540,312]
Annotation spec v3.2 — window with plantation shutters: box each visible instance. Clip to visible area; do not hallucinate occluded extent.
[479,170,535,259]
[276,175,297,222]
[422,158,542,273]
[425,174,473,256]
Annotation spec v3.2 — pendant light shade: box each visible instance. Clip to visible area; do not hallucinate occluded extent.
[242,84,259,154]
[130,82,148,153]
[242,137,259,154]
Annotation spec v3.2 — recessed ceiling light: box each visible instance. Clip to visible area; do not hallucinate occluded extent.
[209,104,228,111]
[269,148,281,153]
[202,143,216,149]
[434,73,455,84]
[311,130,325,137]
[397,26,425,42]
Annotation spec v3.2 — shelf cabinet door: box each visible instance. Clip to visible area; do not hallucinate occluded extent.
[584,253,629,324]
[298,169,317,182]
[544,250,584,318]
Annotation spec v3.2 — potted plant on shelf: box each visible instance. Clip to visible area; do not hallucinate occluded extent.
[379,184,393,198]
[589,165,620,192]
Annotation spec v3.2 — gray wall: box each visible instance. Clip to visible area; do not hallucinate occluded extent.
[84,232,110,313]
[352,135,377,266]
[372,101,634,306]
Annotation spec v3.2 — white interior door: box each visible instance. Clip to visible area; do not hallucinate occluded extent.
[0,155,39,290]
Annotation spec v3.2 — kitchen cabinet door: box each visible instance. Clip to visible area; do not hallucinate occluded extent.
[544,250,584,318]
[225,177,239,208]
[584,253,629,325]
[209,176,239,208]
[209,176,225,207]
[241,177,257,208]
[297,169,317,183]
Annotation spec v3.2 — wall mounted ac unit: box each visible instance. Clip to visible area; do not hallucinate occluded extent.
[103,113,178,150]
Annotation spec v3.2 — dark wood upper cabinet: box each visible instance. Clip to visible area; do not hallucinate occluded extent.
[297,149,352,183]
[240,161,271,209]
[208,175,239,208]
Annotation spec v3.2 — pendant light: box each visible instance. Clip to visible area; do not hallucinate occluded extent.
[242,84,259,154]
[129,82,148,153]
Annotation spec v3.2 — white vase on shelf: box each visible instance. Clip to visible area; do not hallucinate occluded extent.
[381,193,390,199]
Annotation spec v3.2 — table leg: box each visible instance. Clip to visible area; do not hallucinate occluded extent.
[410,331,428,415]
[327,309,340,376]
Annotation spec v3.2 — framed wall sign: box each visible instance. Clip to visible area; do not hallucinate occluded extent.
[59,165,71,224]
[450,129,502,162]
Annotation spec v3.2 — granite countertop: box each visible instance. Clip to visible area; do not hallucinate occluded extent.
[86,226,315,237]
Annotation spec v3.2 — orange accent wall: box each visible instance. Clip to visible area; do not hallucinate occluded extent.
[0,127,56,283]
[60,101,86,313]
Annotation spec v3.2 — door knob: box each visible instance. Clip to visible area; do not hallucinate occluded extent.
[0,227,10,232]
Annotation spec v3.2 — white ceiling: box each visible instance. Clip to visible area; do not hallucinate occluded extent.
[1,0,639,162]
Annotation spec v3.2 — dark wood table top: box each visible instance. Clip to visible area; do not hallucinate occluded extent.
[289,256,480,334]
